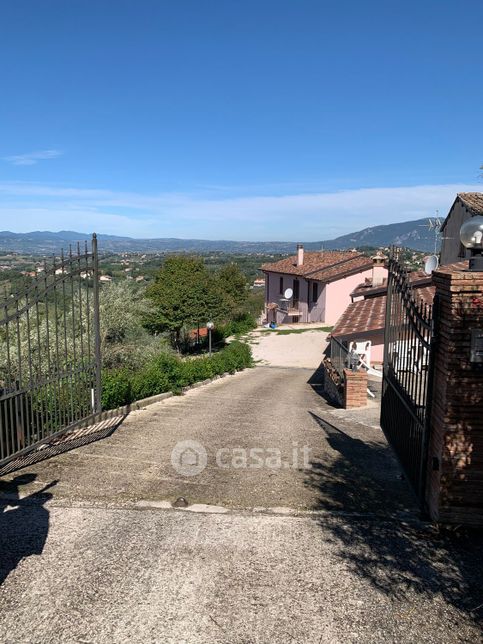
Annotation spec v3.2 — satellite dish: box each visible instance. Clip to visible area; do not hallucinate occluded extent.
[424,255,439,275]
[284,287,293,299]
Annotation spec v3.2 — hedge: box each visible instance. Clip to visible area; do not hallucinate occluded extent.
[101,340,253,410]
[213,312,257,342]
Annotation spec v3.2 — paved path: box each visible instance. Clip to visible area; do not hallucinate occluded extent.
[250,325,330,368]
[0,366,482,643]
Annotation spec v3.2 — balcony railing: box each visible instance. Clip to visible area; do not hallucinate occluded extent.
[278,298,301,317]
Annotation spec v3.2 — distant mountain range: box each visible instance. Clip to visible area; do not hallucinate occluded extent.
[0,218,439,254]
[322,218,439,252]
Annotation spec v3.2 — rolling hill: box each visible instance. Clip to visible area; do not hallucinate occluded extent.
[0,217,438,254]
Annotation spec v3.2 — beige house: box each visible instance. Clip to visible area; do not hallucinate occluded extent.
[440,192,483,265]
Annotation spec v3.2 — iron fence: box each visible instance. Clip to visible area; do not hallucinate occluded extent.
[329,335,348,380]
[0,234,101,466]
[381,250,435,504]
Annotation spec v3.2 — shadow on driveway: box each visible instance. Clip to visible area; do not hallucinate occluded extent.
[0,415,126,477]
[0,415,126,587]
[0,474,57,587]
[307,361,343,408]
[306,411,483,628]
[306,411,412,515]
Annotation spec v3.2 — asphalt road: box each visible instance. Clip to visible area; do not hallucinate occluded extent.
[0,365,482,643]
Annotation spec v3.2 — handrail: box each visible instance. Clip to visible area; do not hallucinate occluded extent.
[330,335,382,378]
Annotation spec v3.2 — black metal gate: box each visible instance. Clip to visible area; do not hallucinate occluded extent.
[0,234,101,467]
[381,251,436,504]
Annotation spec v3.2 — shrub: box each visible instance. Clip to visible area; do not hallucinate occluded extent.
[130,362,171,400]
[178,356,214,385]
[100,341,253,410]
[229,313,257,336]
[215,313,257,340]
[222,340,253,370]
[99,281,164,370]
[101,369,133,409]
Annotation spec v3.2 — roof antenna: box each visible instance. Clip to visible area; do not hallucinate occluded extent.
[423,212,442,254]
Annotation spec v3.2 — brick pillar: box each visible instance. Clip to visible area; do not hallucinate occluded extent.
[343,368,367,409]
[426,268,483,525]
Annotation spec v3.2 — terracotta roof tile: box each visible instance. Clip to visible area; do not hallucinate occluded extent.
[441,260,470,271]
[334,258,470,339]
[332,284,435,339]
[458,192,483,215]
[350,269,432,299]
[351,279,387,299]
[331,296,388,338]
[309,255,373,282]
[441,193,483,231]
[261,251,372,282]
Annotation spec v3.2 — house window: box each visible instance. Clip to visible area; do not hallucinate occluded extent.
[312,282,318,302]
[279,277,284,294]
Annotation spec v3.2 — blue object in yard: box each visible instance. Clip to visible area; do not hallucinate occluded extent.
[269,322,277,329]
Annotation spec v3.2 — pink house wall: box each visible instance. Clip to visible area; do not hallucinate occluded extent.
[265,272,311,324]
[264,266,388,326]
[325,269,378,325]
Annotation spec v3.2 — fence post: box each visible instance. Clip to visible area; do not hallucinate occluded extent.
[382,254,394,377]
[419,294,439,510]
[92,233,102,413]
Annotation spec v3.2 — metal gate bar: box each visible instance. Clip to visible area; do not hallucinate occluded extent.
[381,251,435,504]
[0,234,101,466]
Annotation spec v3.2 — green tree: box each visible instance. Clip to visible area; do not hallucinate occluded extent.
[217,262,249,315]
[99,281,165,369]
[146,256,230,347]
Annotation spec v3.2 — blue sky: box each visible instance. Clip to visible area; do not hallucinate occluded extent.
[1,0,482,240]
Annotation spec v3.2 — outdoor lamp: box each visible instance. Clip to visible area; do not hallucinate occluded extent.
[206,321,214,356]
[460,216,483,271]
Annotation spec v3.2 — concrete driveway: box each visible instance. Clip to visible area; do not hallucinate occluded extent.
[0,363,482,643]
[249,324,330,368]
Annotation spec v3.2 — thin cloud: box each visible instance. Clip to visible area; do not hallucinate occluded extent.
[0,180,480,240]
[3,149,63,166]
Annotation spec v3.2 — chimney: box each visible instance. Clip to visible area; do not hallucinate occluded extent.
[297,243,304,266]
[371,251,386,287]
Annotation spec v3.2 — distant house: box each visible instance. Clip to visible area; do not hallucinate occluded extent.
[99,275,113,283]
[440,192,483,265]
[261,245,386,325]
